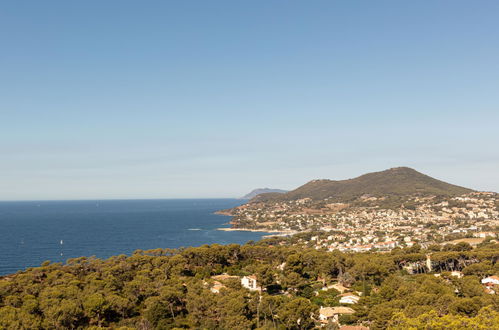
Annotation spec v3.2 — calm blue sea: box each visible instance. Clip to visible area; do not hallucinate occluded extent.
[0,199,267,276]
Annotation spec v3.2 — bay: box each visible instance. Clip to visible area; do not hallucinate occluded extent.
[0,199,267,275]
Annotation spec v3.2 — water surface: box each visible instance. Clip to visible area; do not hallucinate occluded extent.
[0,199,266,275]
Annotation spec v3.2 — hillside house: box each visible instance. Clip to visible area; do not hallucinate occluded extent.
[241,275,261,291]
[481,276,499,286]
[324,283,348,293]
[339,293,360,304]
[474,232,497,238]
[319,306,355,324]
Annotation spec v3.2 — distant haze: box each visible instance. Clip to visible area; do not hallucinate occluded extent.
[241,188,288,200]
[1,1,498,200]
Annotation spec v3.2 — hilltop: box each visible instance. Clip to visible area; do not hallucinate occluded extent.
[240,188,288,200]
[251,167,473,203]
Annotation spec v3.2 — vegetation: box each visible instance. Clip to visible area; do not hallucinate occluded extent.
[0,240,497,329]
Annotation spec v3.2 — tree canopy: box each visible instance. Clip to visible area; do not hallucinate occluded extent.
[0,241,497,329]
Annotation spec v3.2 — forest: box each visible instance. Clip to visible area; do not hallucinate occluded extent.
[0,239,498,329]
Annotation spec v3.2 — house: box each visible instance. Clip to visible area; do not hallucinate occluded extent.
[319,307,336,323]
[474,232,496,238]
[241,275,261,291]
[481,276,499,286]
[319,306,355,323]
[374,241,397,250]
[481,276,499,295]
[324,283,348,293]
[339,293,360,304]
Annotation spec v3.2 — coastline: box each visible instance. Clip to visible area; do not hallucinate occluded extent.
[214,210,233,216]
[214,208,298,237]
[216,227,297,236]
[216,227,282,233]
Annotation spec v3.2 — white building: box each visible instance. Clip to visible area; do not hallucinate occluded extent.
[241,275,261,291]
[339,294,360,304]
[474,232,496,238]
[481,276,499,285]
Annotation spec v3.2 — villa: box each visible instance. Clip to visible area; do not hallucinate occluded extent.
[241,275,261,291]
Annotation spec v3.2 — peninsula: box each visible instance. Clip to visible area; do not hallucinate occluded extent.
[218,167,498,251]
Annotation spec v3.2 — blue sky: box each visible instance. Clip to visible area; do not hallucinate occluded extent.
[1,1,498,200]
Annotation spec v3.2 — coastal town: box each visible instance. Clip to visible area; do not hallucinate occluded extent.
[205,190,499,327]
[221,191,499,252]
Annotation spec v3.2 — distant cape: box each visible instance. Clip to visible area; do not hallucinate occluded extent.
[240,188,288,200]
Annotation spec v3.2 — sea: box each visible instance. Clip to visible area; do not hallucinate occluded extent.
[0,199,270,276]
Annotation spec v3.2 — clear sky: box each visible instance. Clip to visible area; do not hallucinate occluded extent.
[1,1,498,200]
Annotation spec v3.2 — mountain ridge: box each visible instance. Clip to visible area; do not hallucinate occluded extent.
[251,167,473,203]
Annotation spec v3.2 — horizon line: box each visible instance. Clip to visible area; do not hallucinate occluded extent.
[0,197,244,202]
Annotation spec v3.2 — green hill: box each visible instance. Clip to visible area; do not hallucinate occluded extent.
[252,167,473,202]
